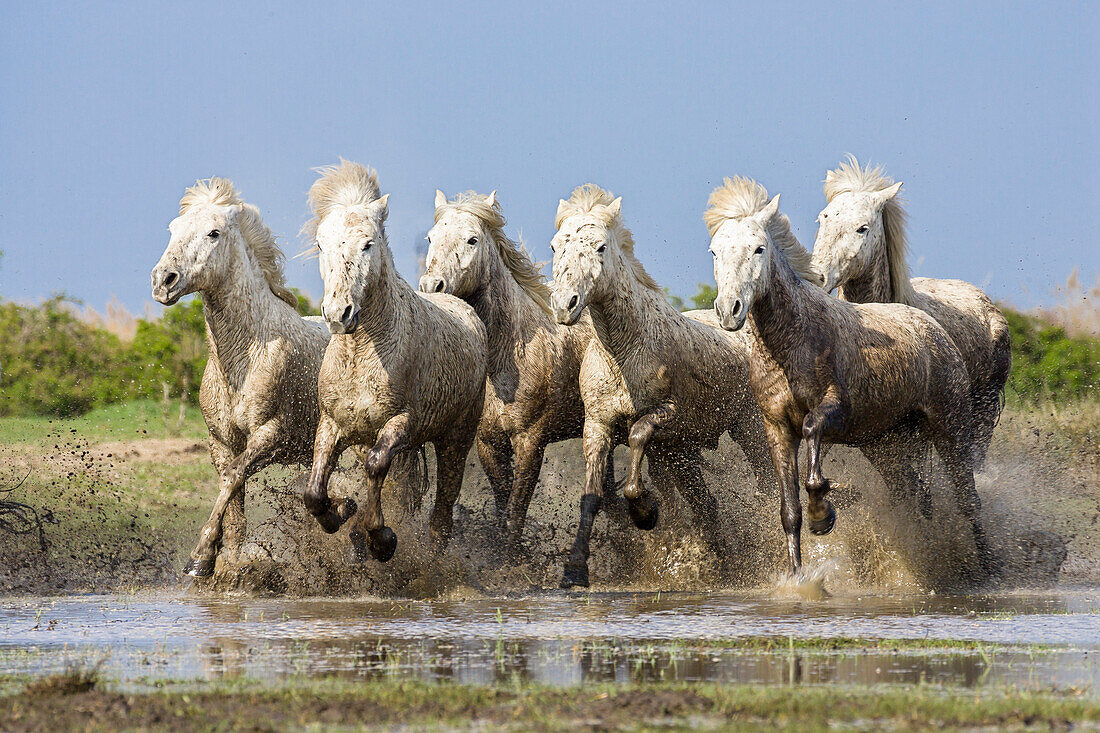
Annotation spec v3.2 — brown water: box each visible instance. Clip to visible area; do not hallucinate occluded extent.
[2,589,1098,693]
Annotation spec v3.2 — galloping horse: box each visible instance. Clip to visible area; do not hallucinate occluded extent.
[151,178,330,577]
[707,177,994,579]
[301,162,487,564]
[419,190,613,552]
[549,184,776,588]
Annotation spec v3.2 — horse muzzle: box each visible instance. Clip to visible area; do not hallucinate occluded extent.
[550,290,584,326]
[151,268,185,305]
[324,303,361,334]
[714,295,747,332]
[419,274,448,294]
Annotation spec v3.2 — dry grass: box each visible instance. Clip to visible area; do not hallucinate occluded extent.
[1032,269,1100,338]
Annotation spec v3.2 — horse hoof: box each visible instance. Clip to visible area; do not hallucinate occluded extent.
[627,492,659,531]
[183,556,216,578]
[809,500,836,536]
[560,561,590,589]
[316,497,358,534]
[369,526,398,563]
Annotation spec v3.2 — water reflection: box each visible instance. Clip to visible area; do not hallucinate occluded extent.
[0,590,1097,693]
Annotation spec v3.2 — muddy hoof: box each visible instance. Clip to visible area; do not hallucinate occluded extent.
[626,492,659,531]
[368,526,398,563]
[809,500,836,536]
[560,561,590,589]
[183,555,216,578]
[316,497,358,534]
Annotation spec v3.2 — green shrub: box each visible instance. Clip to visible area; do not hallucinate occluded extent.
[1003,307,1100,403]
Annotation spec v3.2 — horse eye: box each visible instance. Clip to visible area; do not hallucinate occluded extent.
[597,244,606,253]
[856,225,869,234]
[363,240,374,251]
[467,236,478,245]
[754,246,765,255]
[208,229,220,239]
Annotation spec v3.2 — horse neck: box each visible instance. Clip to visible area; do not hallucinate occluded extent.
[748,255,817,369]
[200,250,285,385]
[470,250,549,374]
[839,237,894,303]
[588,264,665,358]
[352,245,410,349]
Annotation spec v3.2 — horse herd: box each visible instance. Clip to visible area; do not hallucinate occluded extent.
[150,156,1011,588]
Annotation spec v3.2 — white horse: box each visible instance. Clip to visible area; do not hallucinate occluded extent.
[151,178,330,577]
[301,162,487,564]
[811,156,1011,469]
[419,190,610,552]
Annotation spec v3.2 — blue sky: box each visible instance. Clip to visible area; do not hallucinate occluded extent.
[1,1,1096,313]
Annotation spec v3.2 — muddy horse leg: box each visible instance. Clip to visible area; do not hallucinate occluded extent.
[426,434,473,556]
[655,449,731,569]
[561,421,613,589]
[504,430,548,554]
[208,441,247,562]
[802,390,850,536]
[477,436,514,525]
[923,409,998,580]
[185,425,278,578]
[303,414,358,535]
[346,414,411,563]
[765,420,804,577]
[622,404,678,530]
[861,428,932,520]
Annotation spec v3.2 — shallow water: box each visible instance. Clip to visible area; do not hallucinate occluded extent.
[1,588,1098,693]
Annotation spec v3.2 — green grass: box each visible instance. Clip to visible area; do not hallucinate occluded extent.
[0,675,1095,731]
[0,399,206,445]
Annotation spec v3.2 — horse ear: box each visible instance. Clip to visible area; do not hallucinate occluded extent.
[606,197,622,218]
[876,181,903,206]
[435,189,447,209]
[556,198,569,221]
[485,190,497,208]
[369,193,390,223]
[759,193,780,220]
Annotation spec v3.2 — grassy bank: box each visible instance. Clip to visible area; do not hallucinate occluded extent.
[1,674,1096,731]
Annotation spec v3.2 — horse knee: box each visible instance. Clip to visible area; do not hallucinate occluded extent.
[628,420,652,450]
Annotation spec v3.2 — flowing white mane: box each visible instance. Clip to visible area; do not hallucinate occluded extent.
[303,160,383,241]
[179,177,297,308]
[704,176,820,284]
[824,155,914,304]
[555,183,659,291]
[438,191,552,314]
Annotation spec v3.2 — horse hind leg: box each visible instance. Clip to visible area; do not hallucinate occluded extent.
[923,401,999,582]
[656,450,731,572]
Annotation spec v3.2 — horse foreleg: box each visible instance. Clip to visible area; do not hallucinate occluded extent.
[427,435,473,556]
[185,425,277,578]
[622,403,677,531]
[802,390,848,536]
[348,414,411,563]
[476,436,514,524]
[765,420,804,578]
[561,421,613,589]
[304,414,356,535]
[504,430,548,554]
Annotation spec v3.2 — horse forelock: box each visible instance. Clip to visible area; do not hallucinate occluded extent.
[178,178,297,308]
[438,192,552,314]
[705,177,821,286]
[556,183,659,292]
[303,160,383,243]
[824,155,914,305]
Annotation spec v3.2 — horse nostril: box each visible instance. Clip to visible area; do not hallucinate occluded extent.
[567,294,579,311]
[341,305,354,324]
[434,279,445,293]
[731,300,743,317]
[164,271,179,288]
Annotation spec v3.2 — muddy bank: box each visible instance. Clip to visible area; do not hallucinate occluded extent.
[2,677,1097,733]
